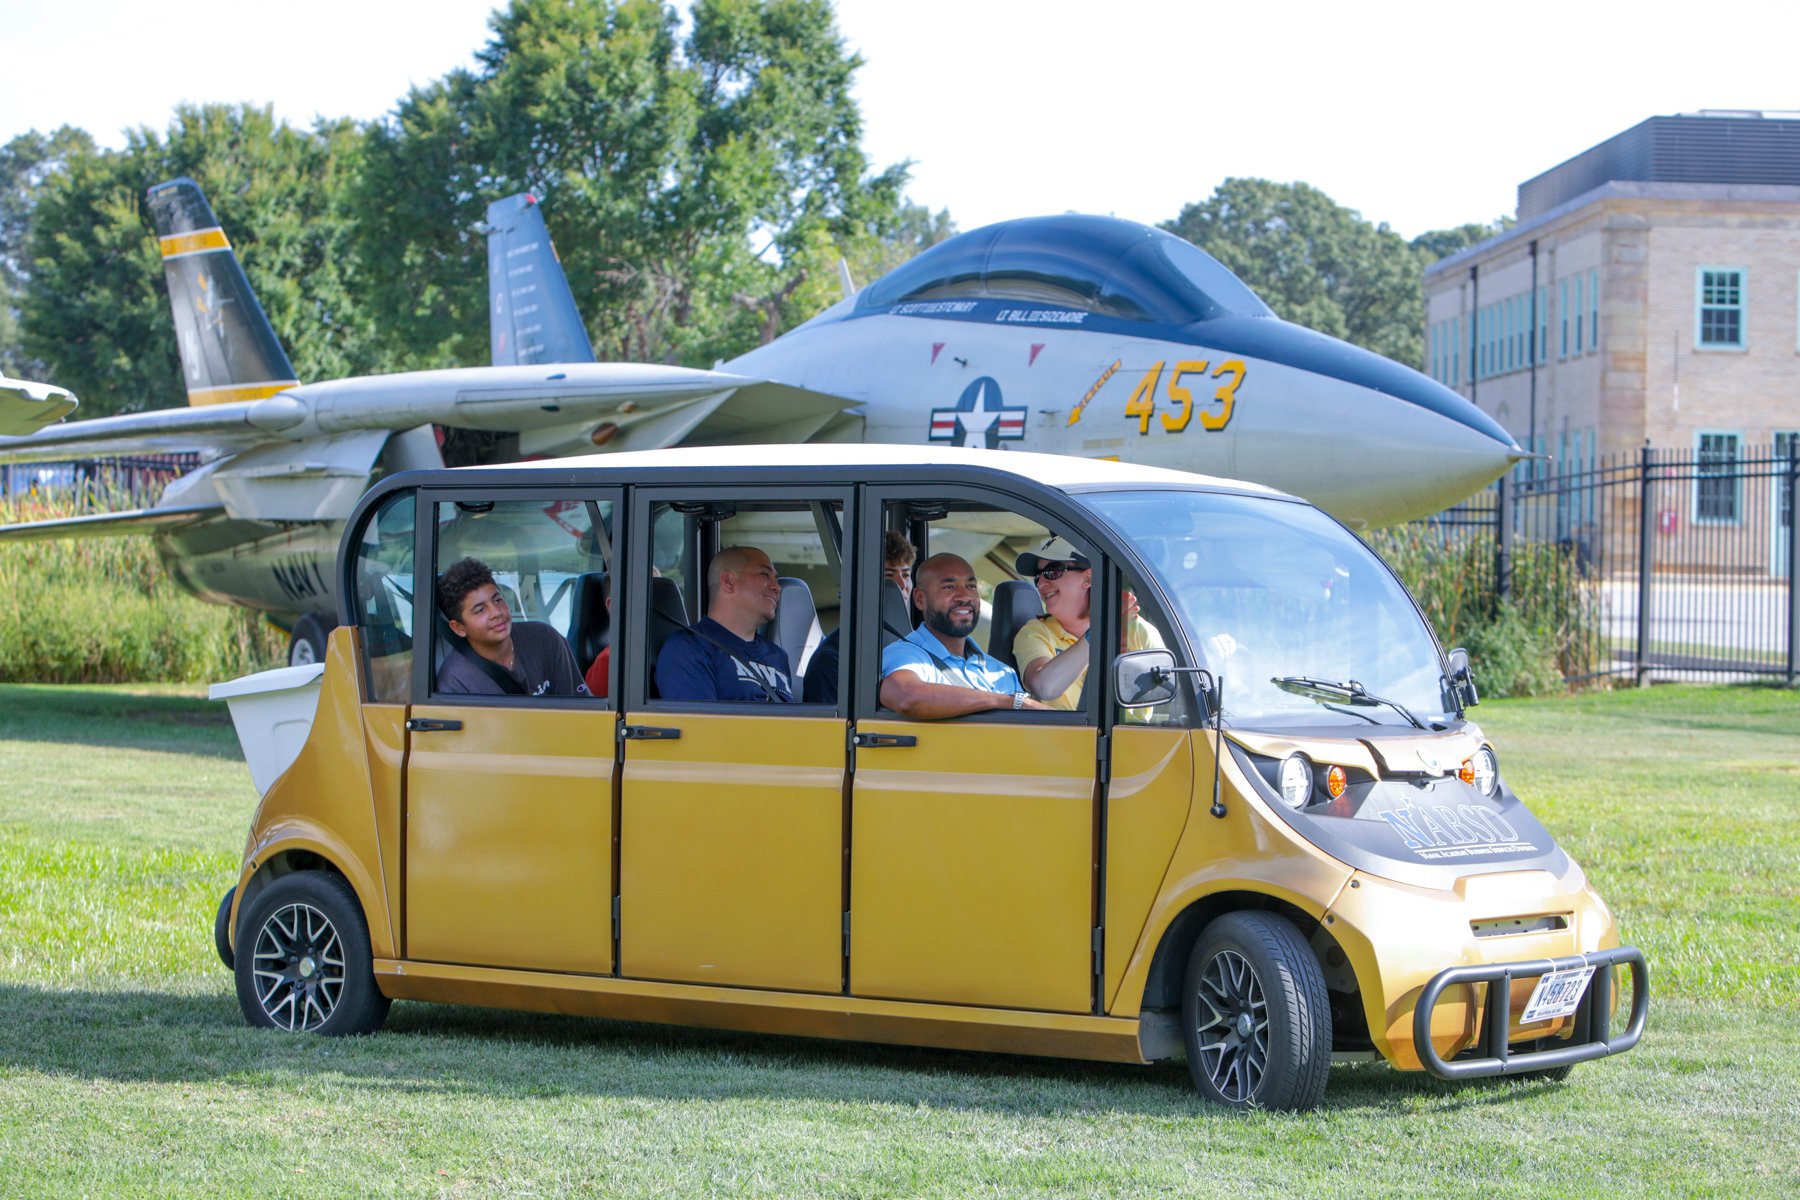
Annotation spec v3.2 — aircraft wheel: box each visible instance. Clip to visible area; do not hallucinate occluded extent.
[213,887,236,970]
[235,872,390,1036]
[1182,911,1331,1111]
[289,613,332,666]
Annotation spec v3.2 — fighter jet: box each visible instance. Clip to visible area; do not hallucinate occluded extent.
[0,178,1521,662]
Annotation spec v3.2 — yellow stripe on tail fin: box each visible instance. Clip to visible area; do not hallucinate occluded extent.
[146,178,300,406]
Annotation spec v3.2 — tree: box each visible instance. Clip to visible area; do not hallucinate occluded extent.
[0,126,95,378]
[353,0,919,370]
[1410,218,1514,262]
[1164,179,1431,368]
[20,105,370,416]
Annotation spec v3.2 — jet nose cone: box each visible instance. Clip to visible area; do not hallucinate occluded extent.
[1201,315,1519,448]
[1193,317,1521,526]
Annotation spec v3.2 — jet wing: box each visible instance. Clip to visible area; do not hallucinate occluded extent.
[0,503,224,542]
[0,375,78,436]
[0,362,857,465]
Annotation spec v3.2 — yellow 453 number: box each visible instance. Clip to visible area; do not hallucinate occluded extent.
[1123,360,1246,434]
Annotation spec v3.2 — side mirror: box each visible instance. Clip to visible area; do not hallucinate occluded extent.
[1446,647,1480,709]
[1115,648,1178,708]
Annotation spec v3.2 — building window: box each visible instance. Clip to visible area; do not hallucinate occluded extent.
[1588,269,1599,352]
[1694,431,1741,523]
[1696,267,1745,348]
[1537,286,1548,363]
[1573,277,1584,354]
[1559,279,1569,360]
[1451,316,1460,387]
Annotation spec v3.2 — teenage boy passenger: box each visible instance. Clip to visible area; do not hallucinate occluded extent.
[879,553,1048,718]
[803,531,915,705]
[655,546,795,703]
[435,557,591,697]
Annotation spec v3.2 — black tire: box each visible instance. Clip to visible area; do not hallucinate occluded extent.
[288,612,333,667]
[213,887,236,970]
[234,871,390,1036]
[1516,1063,1575,1083]
[1181,911,1332,1111]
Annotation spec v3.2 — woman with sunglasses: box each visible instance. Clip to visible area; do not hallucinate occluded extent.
[1012,536,1163,710]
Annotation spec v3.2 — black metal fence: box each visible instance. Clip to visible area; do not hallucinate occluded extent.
[0,454,200,505]
[1410,441,1799,685]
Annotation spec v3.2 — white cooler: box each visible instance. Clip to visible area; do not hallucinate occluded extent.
[209,663,327,797]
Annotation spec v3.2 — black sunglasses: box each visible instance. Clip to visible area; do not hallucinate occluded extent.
[1035,561,1088,581]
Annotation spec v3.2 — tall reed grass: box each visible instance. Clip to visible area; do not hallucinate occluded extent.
[1367,525,1605,697]
[0,488,283,684]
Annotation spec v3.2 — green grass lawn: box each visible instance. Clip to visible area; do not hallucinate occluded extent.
[1,683,1796,1197]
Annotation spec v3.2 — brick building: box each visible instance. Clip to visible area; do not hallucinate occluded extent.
[1422,112,1800,487]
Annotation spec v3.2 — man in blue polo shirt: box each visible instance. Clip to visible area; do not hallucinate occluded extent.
[879,552,1049,718]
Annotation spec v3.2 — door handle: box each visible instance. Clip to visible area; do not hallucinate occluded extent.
[405,718,463,732]
[620,725,683,741]
[852,731,917,749]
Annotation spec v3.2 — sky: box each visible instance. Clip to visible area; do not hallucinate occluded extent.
[4,0,1798,239]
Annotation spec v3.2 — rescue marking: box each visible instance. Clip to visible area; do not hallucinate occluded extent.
[1067,359,1121,426]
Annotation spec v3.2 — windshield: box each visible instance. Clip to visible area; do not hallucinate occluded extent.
[1086,491,1452,727]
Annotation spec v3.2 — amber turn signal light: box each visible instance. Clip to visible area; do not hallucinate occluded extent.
[1325,764,1347,799]
[1458,759,1476,786]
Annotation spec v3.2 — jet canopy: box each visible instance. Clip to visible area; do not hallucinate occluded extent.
[856,215,1274,326]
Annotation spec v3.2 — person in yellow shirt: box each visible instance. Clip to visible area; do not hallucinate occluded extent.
[1012,536,1162,710]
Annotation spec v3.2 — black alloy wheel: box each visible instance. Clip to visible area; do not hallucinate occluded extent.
[1182,911,1331,1111]
[234,871,390,1036]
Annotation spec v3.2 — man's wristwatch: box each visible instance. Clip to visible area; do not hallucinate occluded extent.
[1013,691,1028,710]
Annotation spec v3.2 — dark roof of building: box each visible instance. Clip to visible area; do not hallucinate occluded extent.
[1519,113,1800,219]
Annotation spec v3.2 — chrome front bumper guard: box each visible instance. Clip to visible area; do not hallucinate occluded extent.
[1414,945,1649,1079]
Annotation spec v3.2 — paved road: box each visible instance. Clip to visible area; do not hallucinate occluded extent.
[1598,576,1792,680]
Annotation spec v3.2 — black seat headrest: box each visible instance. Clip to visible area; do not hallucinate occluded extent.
[566,571,610,666]
[878,579,912,649]
[989,579,1045,670]
[645,576,689,699]
[649,576,687,629]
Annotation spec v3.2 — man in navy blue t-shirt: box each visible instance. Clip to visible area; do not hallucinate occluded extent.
[655,545,795,703]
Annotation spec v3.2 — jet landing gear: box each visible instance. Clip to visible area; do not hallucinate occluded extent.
[288,613,334,667]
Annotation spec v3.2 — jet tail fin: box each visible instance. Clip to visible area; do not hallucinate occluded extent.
[484,193,596,366]
[146,178,299,407]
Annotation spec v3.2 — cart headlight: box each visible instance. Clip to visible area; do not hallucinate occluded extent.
[1469,746,1498,796]
[1278,754,1312,809]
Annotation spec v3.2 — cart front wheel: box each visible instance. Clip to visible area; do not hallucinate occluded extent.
[1181,911,1331,1111]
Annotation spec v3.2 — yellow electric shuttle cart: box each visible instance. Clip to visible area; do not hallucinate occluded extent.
[209,445,1646,1110]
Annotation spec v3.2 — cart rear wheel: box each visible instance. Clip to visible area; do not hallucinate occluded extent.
[234,871,389,1036]
[1181,911,1331,1111]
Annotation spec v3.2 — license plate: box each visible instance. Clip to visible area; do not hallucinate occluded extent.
[1520,964,1596,1024]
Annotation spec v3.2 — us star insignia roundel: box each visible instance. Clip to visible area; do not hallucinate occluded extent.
[927,377,1026,448]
